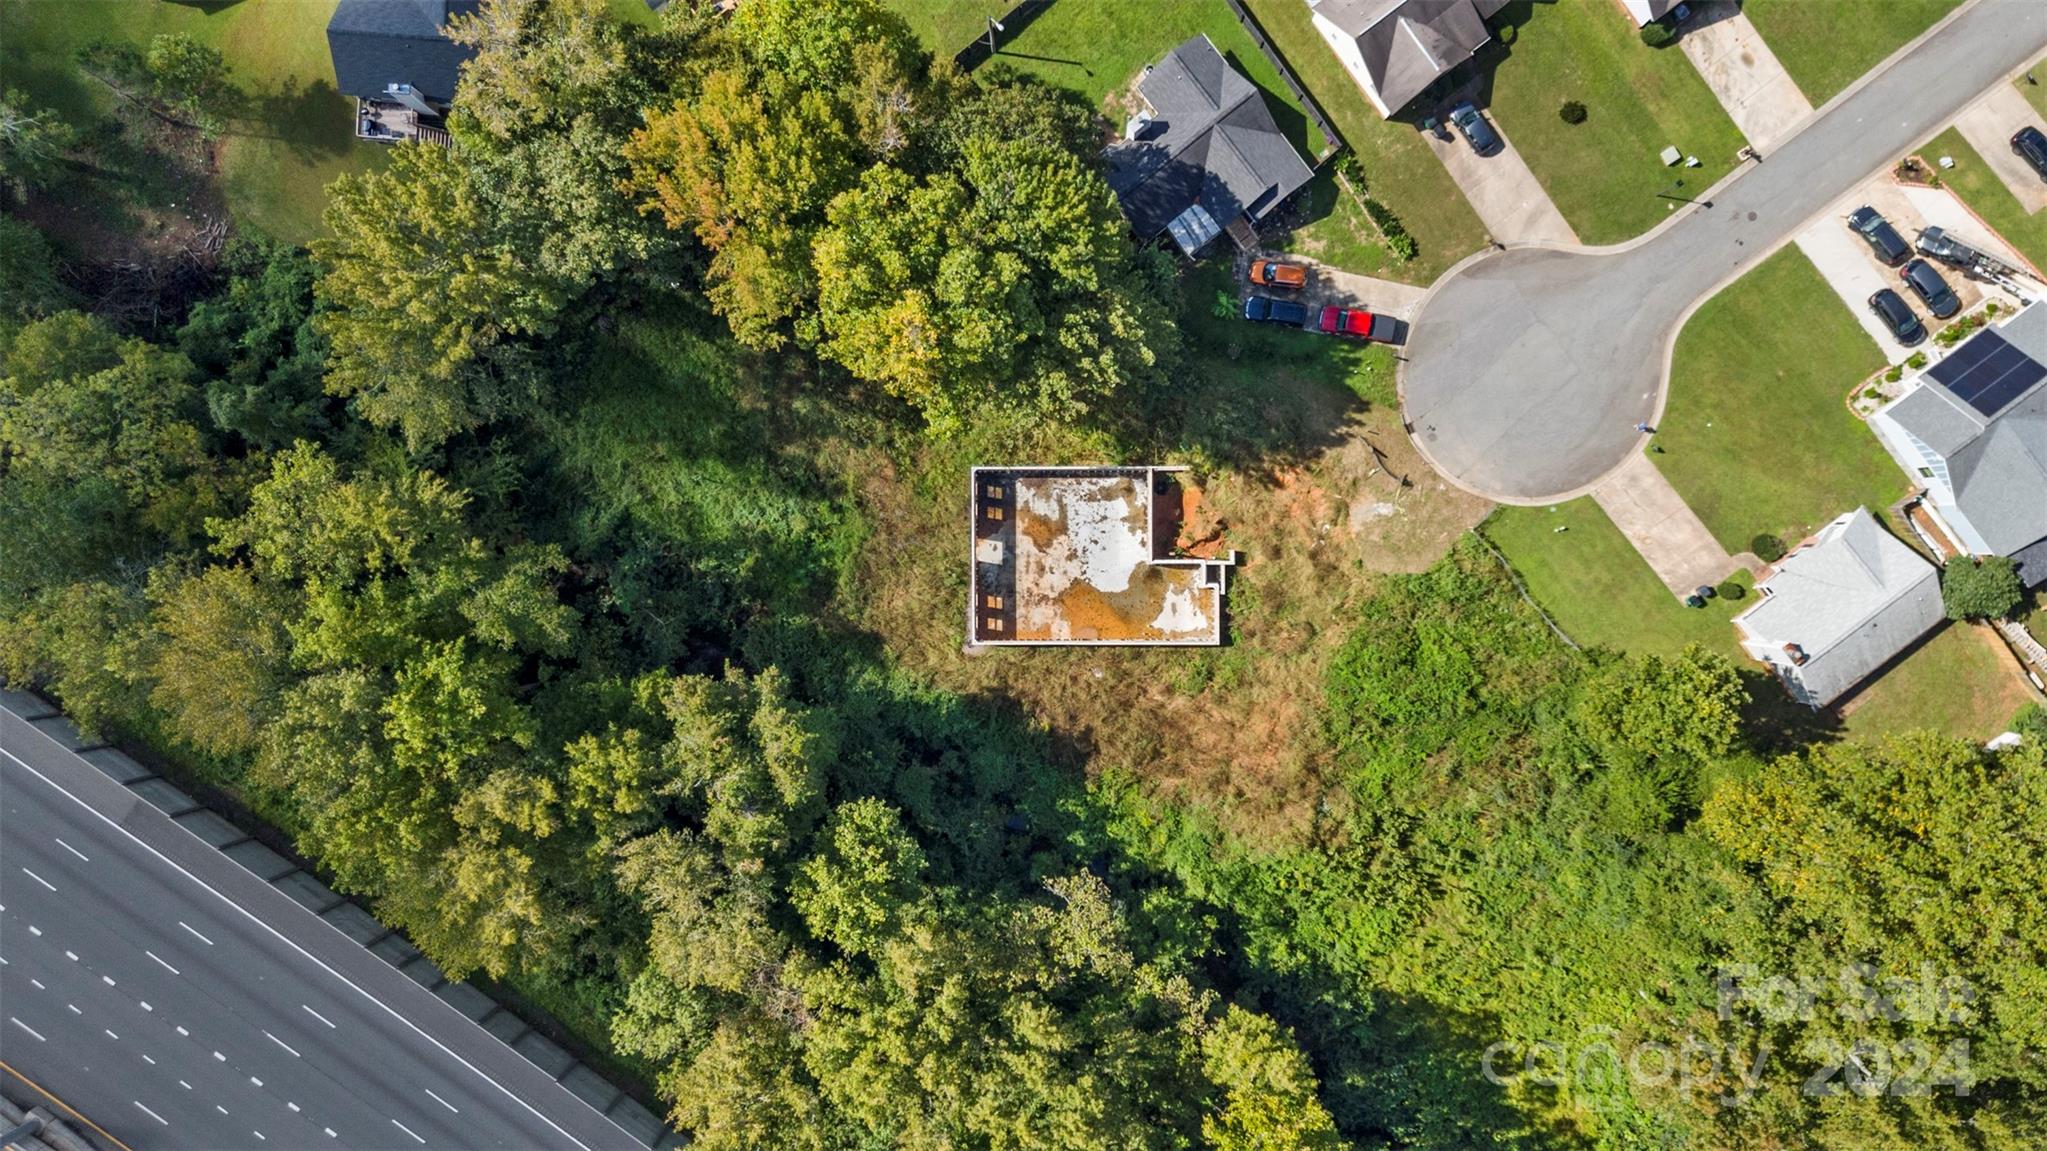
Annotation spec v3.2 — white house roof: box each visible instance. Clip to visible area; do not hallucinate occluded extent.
[1734,508,1943,706]
[1309,0,1507,116]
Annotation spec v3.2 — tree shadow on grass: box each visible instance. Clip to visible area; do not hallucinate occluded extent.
[227,75,353,164]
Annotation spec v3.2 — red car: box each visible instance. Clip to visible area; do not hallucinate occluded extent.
[1318,306,1396,342]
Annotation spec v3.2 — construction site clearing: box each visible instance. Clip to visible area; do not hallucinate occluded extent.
[969,466,1235,646]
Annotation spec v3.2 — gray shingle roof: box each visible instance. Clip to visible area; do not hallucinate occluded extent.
[1311,0,1506,115]
[327,0,480,105]
[1735,509,1944,707]
[1105,35,1315,242]
[1882,303,2047,581]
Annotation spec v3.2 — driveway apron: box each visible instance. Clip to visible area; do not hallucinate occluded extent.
[1679,2,1813,150]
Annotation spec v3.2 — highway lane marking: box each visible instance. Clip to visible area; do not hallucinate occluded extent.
[250,1076,263,1087]
[55,838,89,862]
[20,867,55,892]
[424,1087,459,1113]
[392,1118,427,1145]
[64,950,77,961]
[66,1004,80,1015]
[254,1132,266,1142]
[1,747,606,1151]
[0,1057,138,1151]
[133,1101,169,1126]
[140,1001,152,1011]
[29,979,43,989]
[216,1105,229,1115]
[26,925,39,936]
[179,1081,192,1090]
[265,1030,301,1058]
[179,921,215,946]
[301,1004,336,1028]
[287,1103,301,1113]
[146,950,181,975]
[104,1029,119,1040]
[8,1017,45,1042]
[213,1050,226,1061]
[175,1025,189,1036]
[102,974,115,986]
[142,1054,156,1065]
[324,1127,337,1138]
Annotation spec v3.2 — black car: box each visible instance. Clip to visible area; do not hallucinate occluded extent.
[1868,288,1925,346]
[1901,258,1960,319]
[1243,295,1308,326]
[1846,206,1909,266]
[2013,125,2047,182]
[1448,102,1501,157]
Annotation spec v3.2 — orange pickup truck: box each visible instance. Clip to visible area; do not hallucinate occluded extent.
[1248,259,1307,289]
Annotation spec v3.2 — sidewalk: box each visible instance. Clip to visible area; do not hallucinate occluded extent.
[1679,3,1812,151]
[1953,81,2047,214]
[1591,451,1748,596]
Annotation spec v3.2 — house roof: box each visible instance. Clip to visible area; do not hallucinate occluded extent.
[1104,35,1315,245]
[1309,0,1506,116]
[1880,303,2047,575]
[1734,508,1944,707]
[327,0,480,105]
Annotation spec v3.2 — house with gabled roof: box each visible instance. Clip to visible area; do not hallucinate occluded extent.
[1307,0,1507,118]
[327,0,480,145]
[1732,508,1945,708]
[1869,300,2047,587]
[1104,35,1315,256]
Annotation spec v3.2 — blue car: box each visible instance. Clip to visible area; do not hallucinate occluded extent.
[1244,296,1309,326]
[1448,102,1501,156]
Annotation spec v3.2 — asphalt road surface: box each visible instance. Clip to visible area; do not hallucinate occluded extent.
[0,739,645,1151]
[1399,0,2047,502]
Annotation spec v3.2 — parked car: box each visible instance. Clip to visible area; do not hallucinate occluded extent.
[1901,258,1961,319]
[1249,259,1307,289]
[1846,206,1909,266]
[1867,288,1926,346]
[1318,306,1396,342]
[1244,296,1309,326]
[2013,125,2047,182]
[1447,102,1501,156]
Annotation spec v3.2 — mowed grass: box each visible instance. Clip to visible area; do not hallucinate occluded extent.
[1484,0,1748,244]
[1744,0,1961,105]
[1481,498,1750,660]
[1245,0,1488,283]
[920,0,1327,159]
[881,0,1011,57]
[1921,128,2047,273]
[1840,621,2040,742]
[1652,246,1903,554]
[1269,168,1394,274]
[2022,58,2047,121]
[0,0,385,244]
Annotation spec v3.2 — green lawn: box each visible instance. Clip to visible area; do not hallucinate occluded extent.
[1921,128,2047,273]
[1245,0,1488,283]
[882,0,1011,57]
[1483,0,1747,244]
[1268,169,1394,274]
[1744,0,1960,105]
[1840,621,2040,742]
[898,0,1327,160]
[0,0,386,244]
[2022,58,2047,121]
[1652,246,1903,555]
[1480,498,1751,661]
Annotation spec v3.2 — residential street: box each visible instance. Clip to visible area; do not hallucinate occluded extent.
[1399,0,2047,503]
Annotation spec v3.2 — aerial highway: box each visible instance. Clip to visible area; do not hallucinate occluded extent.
[0,710,651,1151]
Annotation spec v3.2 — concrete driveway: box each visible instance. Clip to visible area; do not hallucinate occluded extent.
[1420,111,1578,247]
[1400,0,2047,504]
[1953,81,2047,213]
[1680,2,1813,150]
[1592,451,1747,595]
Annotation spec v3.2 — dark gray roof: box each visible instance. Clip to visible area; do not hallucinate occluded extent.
[327,0,480,105]
[1885,303,2047,573]
[1311,0,1505,115]
[1104,35,1315,242]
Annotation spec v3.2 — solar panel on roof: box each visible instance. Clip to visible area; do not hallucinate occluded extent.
[1928,328,2047,418]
